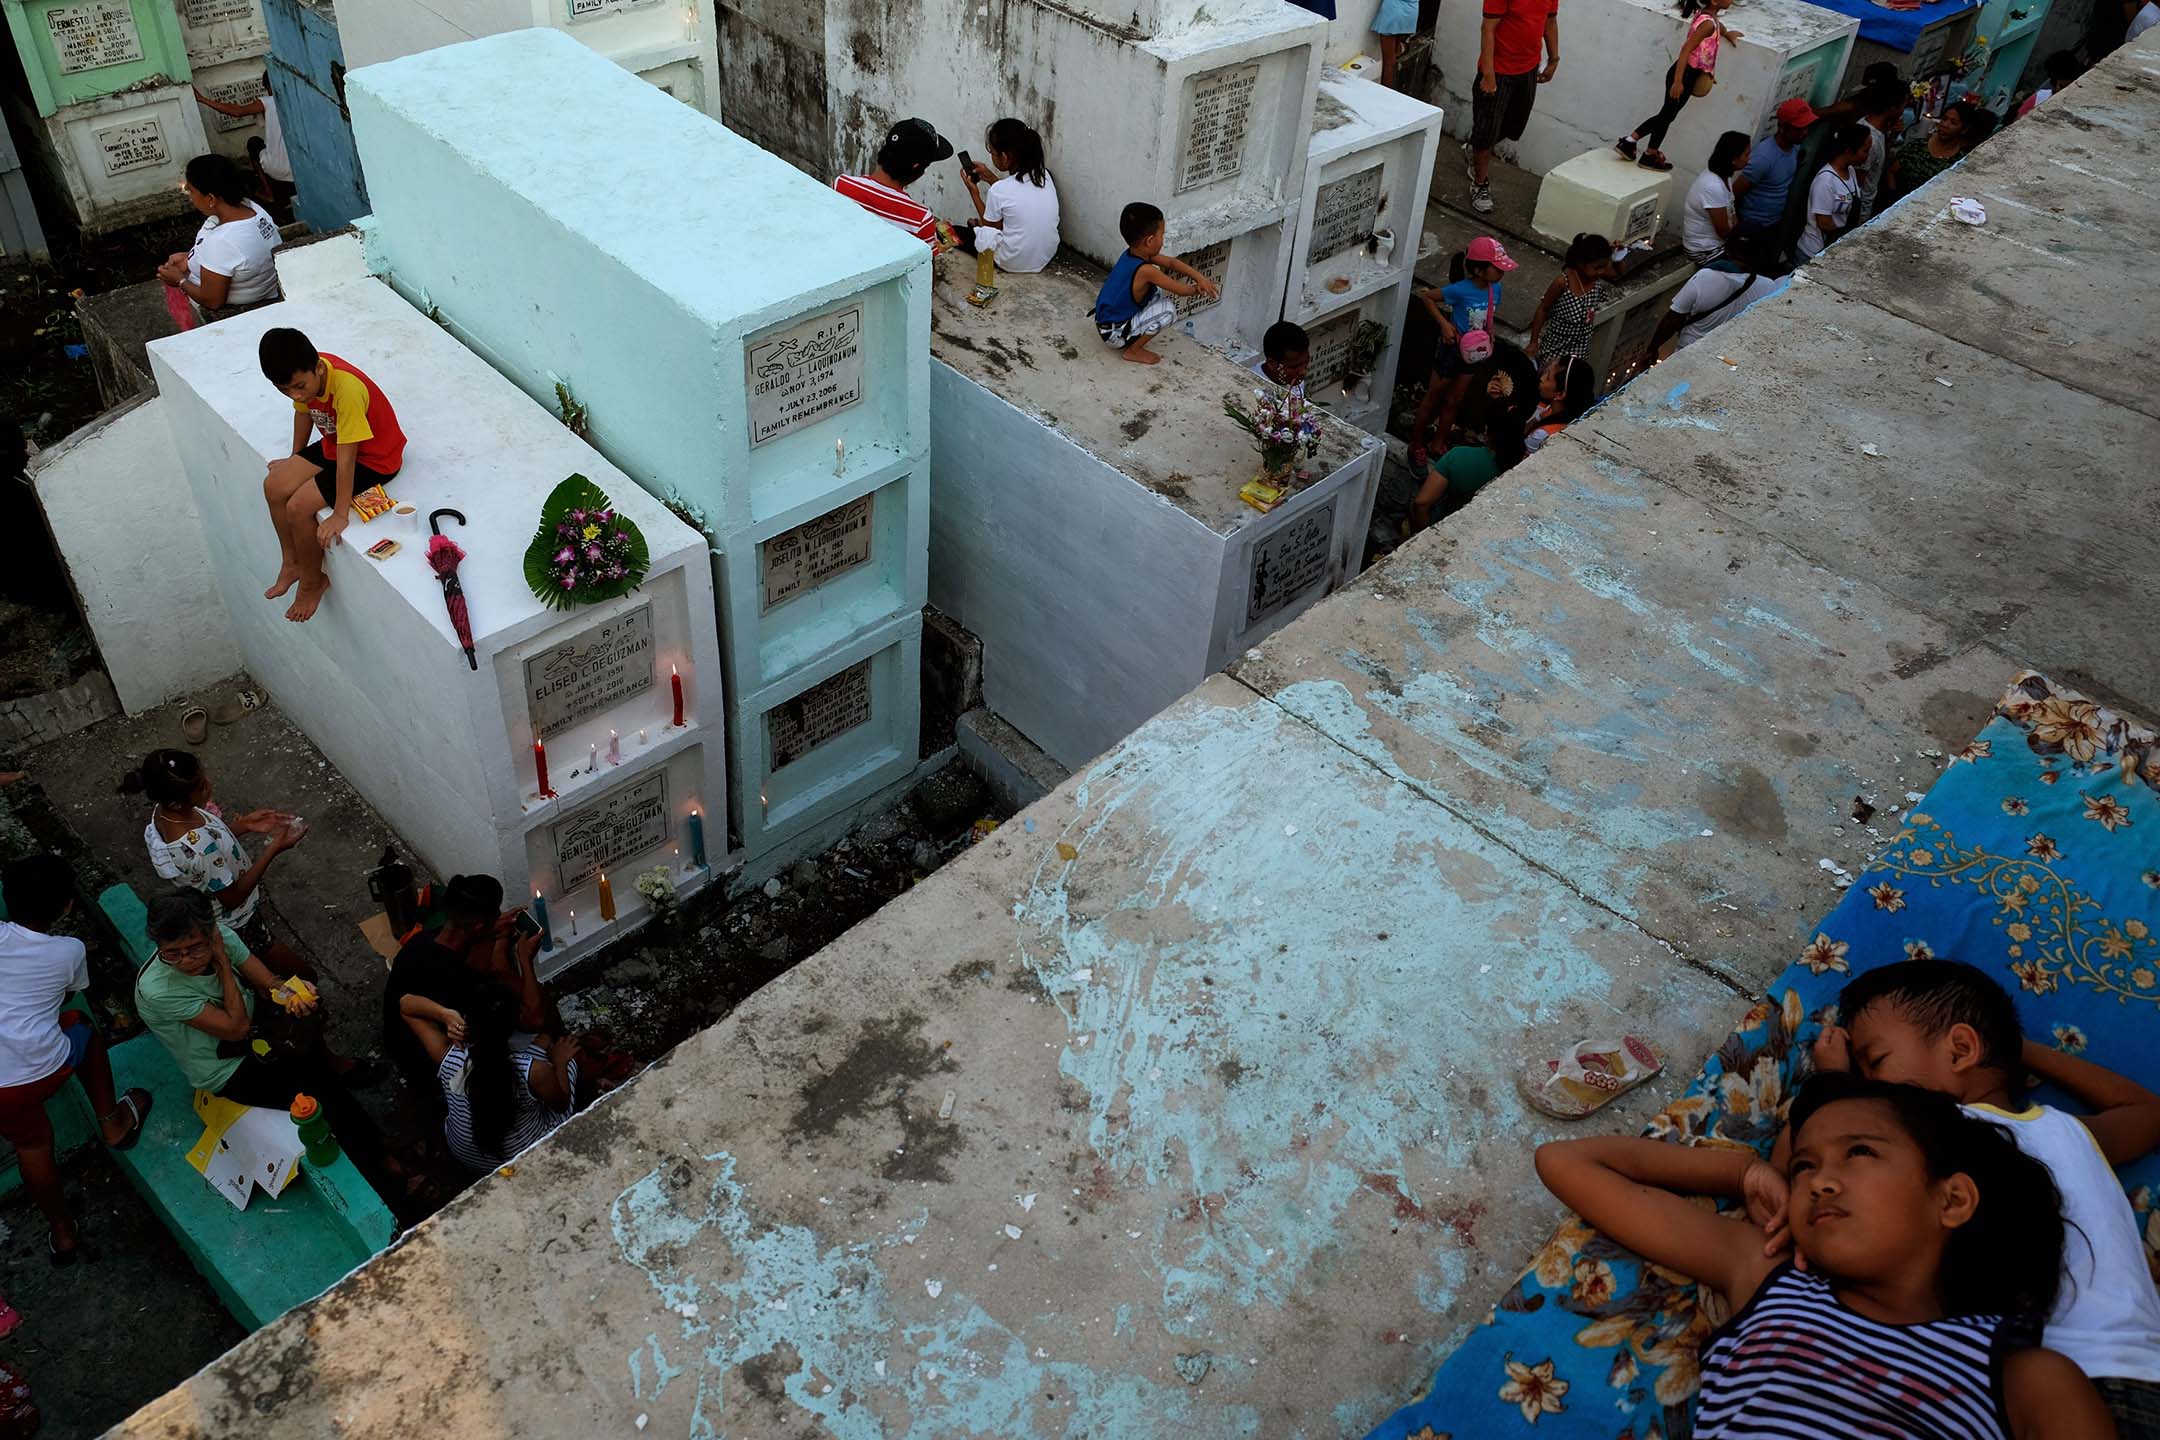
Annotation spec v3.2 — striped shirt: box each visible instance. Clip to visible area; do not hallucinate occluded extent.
[1695,1265,2022,1439]
[438,1041,576,1172]
[833,174,937,244]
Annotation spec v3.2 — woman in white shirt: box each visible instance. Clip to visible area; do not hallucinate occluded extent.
[1680,131,1749,263]
[1798,122,1870,260]
[955,118,1061,274]
[154,153,283,322]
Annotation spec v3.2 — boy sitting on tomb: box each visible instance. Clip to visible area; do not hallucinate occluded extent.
[1091,202,1220,366]
[1252,321,1311,390]
[258,327,406,623]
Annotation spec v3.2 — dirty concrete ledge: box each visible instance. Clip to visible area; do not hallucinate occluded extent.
[114,35,2160,1440]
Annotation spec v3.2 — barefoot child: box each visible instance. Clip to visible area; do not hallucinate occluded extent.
[1537,1073,2116,1438]
[1091,203,1219,366]
[258,327,406,623]
[1794,960,2160,1435]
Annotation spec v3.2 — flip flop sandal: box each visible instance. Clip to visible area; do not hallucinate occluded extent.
[0,1298,19,1339]
[47,1230,97,1267]
[103,1088,153,1151]
[1520,1035,1665,1120]
[209,689,263,725]
[180,707,209,745]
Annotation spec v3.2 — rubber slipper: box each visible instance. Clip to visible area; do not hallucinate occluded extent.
[1520,1035,1664,1120]
[0,1297,20,1339]
[180,707,209,745]
[48,1231,96,1267]
[103,1088,153,1151]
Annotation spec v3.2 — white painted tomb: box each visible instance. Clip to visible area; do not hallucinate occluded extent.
[146,275,727,978]
[331,0,723,116]
[1533,149,1674,250]
[1278,71,1443,436]
[1430,0,1856,200]
[926,252,1383,770]
[346,31,930,858]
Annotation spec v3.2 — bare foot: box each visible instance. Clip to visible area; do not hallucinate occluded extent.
[286,579,329,622]
[264,566,301,600]
[1120,346,1161,365]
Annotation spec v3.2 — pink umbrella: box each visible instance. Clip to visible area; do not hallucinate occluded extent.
[426,508,477,670]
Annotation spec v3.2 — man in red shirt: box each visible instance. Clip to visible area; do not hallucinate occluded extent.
[833,118,953,246]
[1470,0,1561,214]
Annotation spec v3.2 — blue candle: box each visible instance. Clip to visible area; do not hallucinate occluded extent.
[532,890,554,951]
[688,808,707,868]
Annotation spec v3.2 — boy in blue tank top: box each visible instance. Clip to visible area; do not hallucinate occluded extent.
[1092,202,1221,366]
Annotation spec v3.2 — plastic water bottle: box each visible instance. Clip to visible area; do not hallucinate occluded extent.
[289,1094,339,1165]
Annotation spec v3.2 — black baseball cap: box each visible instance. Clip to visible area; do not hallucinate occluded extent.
[885,117,954,167]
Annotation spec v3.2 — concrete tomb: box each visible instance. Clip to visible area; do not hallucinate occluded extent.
[146,275,727,977]
[928,251,1382,770]
[1431,0,1855,201]
[346,30,930,860]
[1277,70,1444,436]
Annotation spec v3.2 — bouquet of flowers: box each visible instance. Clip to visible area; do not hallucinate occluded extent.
[1224,385,1323,480]
[633,866,677,915]
[524,474,651,611]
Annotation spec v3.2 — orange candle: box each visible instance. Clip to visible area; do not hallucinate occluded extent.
[597,871,616,922]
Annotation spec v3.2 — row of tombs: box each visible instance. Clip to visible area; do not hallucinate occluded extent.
[33,29,1422,975]
[30,0,1918,974]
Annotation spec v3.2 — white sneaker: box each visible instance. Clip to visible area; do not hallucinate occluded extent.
[1470,182,1495,214]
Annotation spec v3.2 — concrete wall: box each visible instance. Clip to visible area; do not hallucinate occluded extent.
[263,0,370,232]
[1431,0,1854,194]
[144,275,727,972]
[31,394,241,714]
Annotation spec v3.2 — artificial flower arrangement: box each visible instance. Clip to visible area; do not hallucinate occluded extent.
[1224,385,1325,512]
[633,866,677,915]
[524,475,651,611]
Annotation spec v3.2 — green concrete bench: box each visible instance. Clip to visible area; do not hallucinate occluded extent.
[91,884,399,1331]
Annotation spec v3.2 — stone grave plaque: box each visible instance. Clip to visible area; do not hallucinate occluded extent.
[49,0,144,74]
[180,0,254,25]
[199,73,267,133]
[748,306,863,447]
[95,118,167,176]
[1173,239,1231,319]
[1247,497,1338,627]
[523,602,656,740]
[1176,62,1260,194]
[761,493,874,610]
[1304,310,1358,388]
[768,659,872,770]
[1308,165,1382,265]
[551,771,669,891]
[566,0,658,19]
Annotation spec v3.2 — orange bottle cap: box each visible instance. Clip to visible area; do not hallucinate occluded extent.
[289,1093,319,1120]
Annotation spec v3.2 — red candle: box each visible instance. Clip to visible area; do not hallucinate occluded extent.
[534,739,555,797]
[671,665,685,727]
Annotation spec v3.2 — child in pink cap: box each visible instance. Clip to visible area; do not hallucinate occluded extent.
[1408,235,1519,469]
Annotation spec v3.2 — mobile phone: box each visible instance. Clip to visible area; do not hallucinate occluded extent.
[957,150,976,179]
[512,909,542,939]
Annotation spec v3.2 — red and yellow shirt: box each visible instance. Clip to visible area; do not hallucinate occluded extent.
[294,353,406,475]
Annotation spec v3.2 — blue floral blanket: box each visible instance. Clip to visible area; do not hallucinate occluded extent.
[1367,673,2160,1440]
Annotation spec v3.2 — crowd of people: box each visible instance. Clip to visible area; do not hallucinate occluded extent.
[0,746,594,1259]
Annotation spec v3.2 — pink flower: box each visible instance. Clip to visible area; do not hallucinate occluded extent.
[555,546,574,565]
[560,570,578,589]
[585,544,602,562]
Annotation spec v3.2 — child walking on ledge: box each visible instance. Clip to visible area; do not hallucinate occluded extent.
[1092,202,1219,365]
[257,327,406,622]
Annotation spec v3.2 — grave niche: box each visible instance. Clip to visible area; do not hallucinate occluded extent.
[550,770,669,889]
[1247,497,1336,628]
[47,0,144,73]
[767,657,872,770]
[522,601,656,740]
[1176,61,1259,193]
[761,494,873,610]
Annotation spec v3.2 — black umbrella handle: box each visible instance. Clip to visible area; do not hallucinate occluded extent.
[428,508,466,536]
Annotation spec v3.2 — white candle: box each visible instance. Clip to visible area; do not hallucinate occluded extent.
[834,438,846,474]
